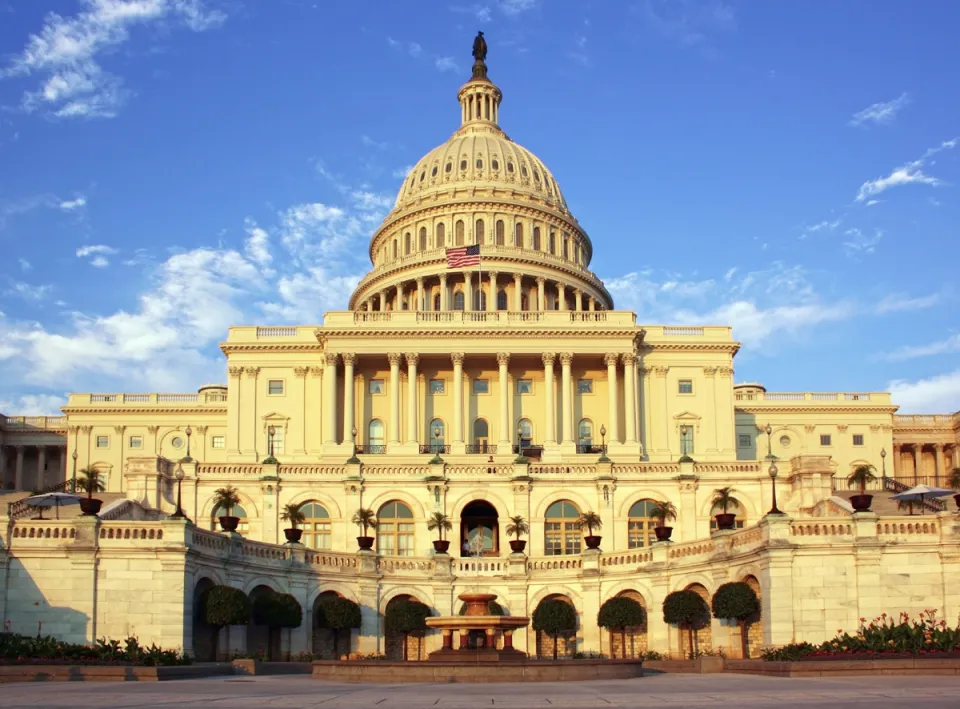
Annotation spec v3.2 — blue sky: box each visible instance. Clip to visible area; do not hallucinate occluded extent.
[0,0,958,415]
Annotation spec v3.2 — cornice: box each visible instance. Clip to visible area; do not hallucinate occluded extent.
[316,327,640,340]
[60,407,228,415]
[219,343,325,355]
[643,343,741,355]
[735,405,898,415]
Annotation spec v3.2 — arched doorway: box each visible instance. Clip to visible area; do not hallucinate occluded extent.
[384,594,428,661]
[742,575,762,658]
[191,577,217,661]
[247,584,282,660]
[534,594,577,659]
[681,583,712,657]
[460,500,499,557]
[612,590,648,659]
[313,590,343,659]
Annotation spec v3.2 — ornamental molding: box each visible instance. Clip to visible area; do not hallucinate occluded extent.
[80,425,93,433]
[735,405,899,415]
[603,353,619,367]
[702,366,719,377]
[324,353,340,366]
[716,366,734,377]
[451,352,465,366]
[64,408,228,416]
[653,366,669,377]
[308,366,323,377]
[197,426,209,434]
[147,426,160,434]
[388,352,403,366]
[405,353,420,367]
[541,352,556,366]
[870,425,881,433]
[805,425,816,433]
[316,328,641,339]
[220,344,325,354]
[113,426,125,434]
[673,411,701,433]
[293,366,310,377]
[496,352,510,366]
[837,424,849,433]
[228,366,244,378]
[342,353,358,367]
[242,367,260,378]
[559,352,574,365]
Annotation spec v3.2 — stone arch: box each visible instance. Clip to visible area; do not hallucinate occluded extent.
[533,490,592,519]
[681,582,712,657]
[311,589,358,659]
[533,593,578,659]
[363,490,426,521]
[740,574,763,658]
[283,491,343,519]
[200,489,261,521]
[529,584,583,610]
[191,576,218,661]
[698,489,759,521]
[382,591,432,661]
[615,490,672,518]
[449,489,511,521]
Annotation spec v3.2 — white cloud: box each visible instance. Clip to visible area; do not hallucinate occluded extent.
[849,93,910,127]
[7,281,53,301]
[856,137,958,202]
[801,218,842,239]
[450,4,493,22]
[874,292,941,315]
[842,227,882,256]
[499,0,538,15]
[2,0,227,119]
[392,164,414,179]
[76,243,118,267]
[888,370,960,414]
[0,393,67,416]
[387,37,422,59]
[19,258,31,272]
[361,135,388,150]
[435,56,459,72]
[885,334,960,362]
[59,196,87,210]
[643,0,736,49]
[243,221,272,270]
[866,199,881,206]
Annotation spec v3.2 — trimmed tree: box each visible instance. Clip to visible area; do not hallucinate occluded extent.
[426,511,452,541]
[213,486,242,517]
[505,514,529,541]
[316,596,362,659]
[532,598,577,660]
[597,596,646,659]
[280,503,305,529]
[203,585,251,661]
[384,599,431,661]
[711,582,760,659]
[663,590,710,658]
[848,464,877,495]
[76,466,104,499]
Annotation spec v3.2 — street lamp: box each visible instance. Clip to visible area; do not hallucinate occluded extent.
[764,423,774,460]
[268,425,276,459]
[600,424,607,454]
[184,425,192,459]
[171,464,186,519]
[71,449,78,491]
[434,425,442,454]
[880,447,887,483]
[768,461,783,515]
[680,424,689,456]
[517,423,524,457]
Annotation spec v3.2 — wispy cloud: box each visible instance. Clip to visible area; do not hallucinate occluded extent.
[856,137,958,202]
[568,34,590,66]
[842,227,882,256]
[642,0,736,53]
[76,243,118,267]
[59,196,87,210]
[800,218,842,239]
[499,0,538,15]
[392,164,414,179]
[6,281,53,301]
[874,292,942,315]
[888,369,960,413]
[1,0,227,119]
[18,258,31,272]
[435,57,459,72]
[387,37,423,59]
[450,4,493,22]
[884,333,960,362]
[849,93,910,127]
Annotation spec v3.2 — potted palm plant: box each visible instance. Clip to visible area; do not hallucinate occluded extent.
[76,466,104,516]
[505,514,529,553]
[281,502,305,543]
[427,511,452,553]
[352,508,377,550]
[651,500,677,542]
[577,510,603,550]
[711,487,739,530]
[949,468,960,511]
[213,486,242,532]
[848,464,877,512]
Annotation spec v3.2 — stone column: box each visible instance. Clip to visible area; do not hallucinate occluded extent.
[396,282,405,311]
[543,353,557,445]
[934,444,945,485]
[416,277,424,312]
[322,353,339,445]
[388,353,402,445]
[574,289,583,312]
[59,444,67,483]
[37,446,46,490]
[558,283,567,311]
[379,289,388,311]
[653,366,670,455]
[497,352,511,447]
[452,353,465,445]
[14,445,24,490]
[560,353,574,444]
[704,366,719,453]
[605,353,619,445]
[0,445,6,488]
[406,353,419,445]
[241,367,260,457]
[913,444,923,482]
[342,354,356,448]
[588,296,596,312]
[623,354,637,444]
[488,271,498,311]
[513,273,522,311]
[465,273,473,312]
[536,277,545,312]
[439,274,448,311]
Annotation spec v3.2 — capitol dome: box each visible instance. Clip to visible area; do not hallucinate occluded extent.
[349,41,612,313]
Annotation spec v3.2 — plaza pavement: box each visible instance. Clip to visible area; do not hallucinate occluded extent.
[2,673,960,708]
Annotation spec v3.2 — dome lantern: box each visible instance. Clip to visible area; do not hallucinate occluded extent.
[459,31,502,127]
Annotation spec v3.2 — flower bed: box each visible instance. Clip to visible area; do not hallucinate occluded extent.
[762,610,960,662]
[0,634,191,666]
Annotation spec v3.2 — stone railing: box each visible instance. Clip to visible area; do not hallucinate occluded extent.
[325,310,637,329]
[600,551,652,568]
[68,392,227,406]
[0,415,67,429]
[378,556,435,574]
[9,522,77,542]
[278,464,348,477]
[693,462,763,475]
[305,550,360,571]
[789,521,854,538]
[667,540,716,560]
[526,556,583,572]
[876,518,941,537]
[734,391,886,403]
[188,526,229,553]
[362,465,432,477]
[456,559,507,575]
[529,464,598,476]
[242,538,288,562]
[98,522,166,544]
[612,463,681,476]
[726,526,765,551]
[446,463,512,476]
[894,414,956,426]
[197,463,266,476]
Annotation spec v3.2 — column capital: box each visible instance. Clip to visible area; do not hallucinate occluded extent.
[603,353,619,367]
[242,366,260,378]
[294,366,310,378]
[622,352,636,366]
[541,352,556,366]
[451,352,465,366]
[559,352,574,366]
[717,366,734,378]
[228,366,244,379]
[113,425,125,434]
[573,288,583,297]
[536,276,546,285]
[440,273,448,282]
[702,366,719,377]
[464,272,473,282]
[197,425,209,435]
[652,366,669,377]
[308,366,323,377]
[13,444,24,453]
[324,352,340,366]
[416,276,424,286]
[387,352,403,366]
[80,425,93,434]
[557,282,566,292]
[342,353,357,367]
[490,270,498,278]
[148,425,160,434]
[497,352,510,366]
[405,353,420,367]
[513,272,522,282]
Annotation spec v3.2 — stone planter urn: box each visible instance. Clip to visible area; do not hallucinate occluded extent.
[433,539,451,553]
[850,494,873,512]
[954,494,960,511]
[219,515,240,532]
[584,535,602,550]
[357,535,375,550]
[654,526,673,542]
[509,539,527,553]
[79,498,102,516]
[714,513,736,530]
[284,528,303,543]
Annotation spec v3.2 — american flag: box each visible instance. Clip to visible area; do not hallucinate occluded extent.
[446,244,481,268]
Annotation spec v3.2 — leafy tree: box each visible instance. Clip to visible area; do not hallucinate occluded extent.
[663,590,710,658]
[426,512,452,541]
[576,510,603,536]
[213,486,242,517]
[949,468,960,491]
[280,503,305,529]
[597,596,645,659]
[203,585,250,660]
[847,464,877,495]
[384,599,430,660]
[251,590,302,660]
[532,598,577,660]
[316,596,362,659]
[711,582,760,659]
[76,467,104,499]
[352,508,377,536]
[710,487,740,515]
[650,500,678,528]
[505,514,529,540]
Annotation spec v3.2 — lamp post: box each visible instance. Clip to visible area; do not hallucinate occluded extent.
[184,425,192,459]
[881,447,887,484]
[434,426,442,454]
[71,449,78,491]
[764,423,774,459]
[517,423,524,457]
[600,424,607,454]
[768,461,782,515]
[680,424,689,456]
[171,464,186,519]
[268,425,276,459]
[352,425,358,454]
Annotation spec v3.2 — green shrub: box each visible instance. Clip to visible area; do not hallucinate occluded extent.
[0,633,190,666]
[597,596,646,659]
[532,598,577,660]
[316,597,362,659]
[663,590,710,659]
[711,582,760,658]
[384,600,430,661]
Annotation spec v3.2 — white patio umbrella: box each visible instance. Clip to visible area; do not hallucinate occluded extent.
[20,492,82,520]
[890,485,953,515]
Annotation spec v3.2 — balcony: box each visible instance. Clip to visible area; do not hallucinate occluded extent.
[65,391,228,407]
[0,415,67,430]
[419,444,451,455]
[734,391,891,405]
[464,444,497,455]
[354,444,386,455]
[325,309,638,329]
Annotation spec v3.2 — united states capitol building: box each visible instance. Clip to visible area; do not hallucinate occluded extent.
[1,43,959,662]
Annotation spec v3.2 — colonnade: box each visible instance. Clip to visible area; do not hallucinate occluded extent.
[892,442,959,483]
[0,444,67,491]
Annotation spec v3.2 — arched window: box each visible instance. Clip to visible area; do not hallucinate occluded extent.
[300,502,332,549]
[533,227,541,251]
[455,220,465,246]
[496,289,507,311]
[392,239,398,259]
[548,231,556,254]
[404,232,411,255]
[628,500,658,549]
[473,419,489,452]
[453,290,465,311]
[429,418,446,453]
[518,418,533,445]
[433,292,441,311]
[475,219,485,245]
[514,222,523,247]
[212,503,248,535]
[473,290,487,311]
[368,419,385,453]
[562,235,569,260]
[419,227,427,251]
[577,419,594,453]
[436,222,445,247]
[544,500,581,555]
[710,501,746,531]
[495,220,505,245]
[377,501,415,556]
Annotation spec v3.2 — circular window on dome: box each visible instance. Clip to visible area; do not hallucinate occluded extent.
[492,159,499,171]
[431,166,438,177]
[171,436,184,450]
[507,162,514,173]
[460,159,467,171]
[779,435,791,448]
[445,162,452,173]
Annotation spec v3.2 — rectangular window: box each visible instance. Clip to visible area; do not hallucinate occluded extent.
[853,434,864,446]
[820,434,832,447]
[96,435,109,448]
[429,379,445,394]
[268,427,285,455]
[368,379,385,395]
[516,379,533,394]
[678,379,693,394]
[267,380,284,395]
[738,434,751,448]
[212,435,225,449]
[473,379,489,394]
[128,435,143,449]
[577,379,593,394]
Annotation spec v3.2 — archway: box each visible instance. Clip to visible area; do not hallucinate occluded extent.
[247,584,281,660]
[534,594,577,659]
[384,594,427,661]
[742,575,763,658]
[191,577,217,661]
[681,583,712,657]
[312,590,347,659]
[460,500,499,557]
[611,590,648,659]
